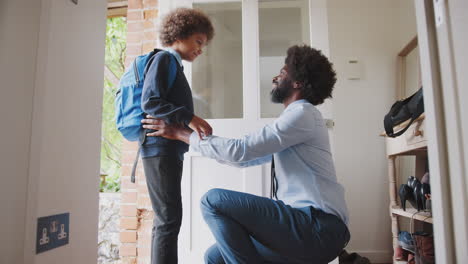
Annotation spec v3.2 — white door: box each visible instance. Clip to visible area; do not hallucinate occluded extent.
[160,1,335,263]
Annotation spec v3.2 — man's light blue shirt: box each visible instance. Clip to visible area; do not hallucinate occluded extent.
[189,99,349,225]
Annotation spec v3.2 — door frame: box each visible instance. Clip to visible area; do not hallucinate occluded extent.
[414,0,467,263]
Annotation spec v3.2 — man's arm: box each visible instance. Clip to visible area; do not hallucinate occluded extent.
[142,104,317,163]
[141,117,271,168]
[215,155,272,168]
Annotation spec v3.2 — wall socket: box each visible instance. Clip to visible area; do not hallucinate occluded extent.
[36,213,70,254]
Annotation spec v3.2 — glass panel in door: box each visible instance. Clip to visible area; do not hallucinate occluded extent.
[192,2,243,119]
[259,0,310,118]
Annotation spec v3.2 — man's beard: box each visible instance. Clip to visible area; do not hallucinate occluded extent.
[270,79,293,103]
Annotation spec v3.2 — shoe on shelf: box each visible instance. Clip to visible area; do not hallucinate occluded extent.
[399,184,417,211]
[394,246,409,261]
[421,172,430,184]
[413,181,424,211]
[398,231,415,253]
[421,183,431,210]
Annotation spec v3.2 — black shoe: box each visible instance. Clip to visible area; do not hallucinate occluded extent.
[421,183,431,210]
[399,184,416,211]
[413,182,424,211]
[407,176,417,189]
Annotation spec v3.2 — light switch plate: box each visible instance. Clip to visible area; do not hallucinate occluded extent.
[36,213,70,254]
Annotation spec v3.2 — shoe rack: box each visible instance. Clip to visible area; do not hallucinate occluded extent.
[383,114,431,261]
[382,36,433,264]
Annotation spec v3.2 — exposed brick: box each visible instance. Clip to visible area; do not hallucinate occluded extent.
[125,57,135,69]
[136,172,146,184]
[126,44,142,56]
[143,0,158,8]
[143,31,157,41]
[121,164,133,177]
[122,153,140,165]
[121,204,138,217]
[128,0,143,9]
[123,140,139,151]
[137,257,151,264]
[137,184,149,194]
[122,192,138,203]
[123,1,160,262]
[122,176,137,190]
[138,245,151,258]
[142,42,155,53]
[143,20,155,30]
[143,10,158,20]
[119,257,137,264]
[127,22,144,32]
[139,219,153,233]
[137,196,152,209]
[137,230,152,245]
[126,32,143,43]
[120,217,138,230]
[120,231,138,243]
[127,10,144,21]
[120,244,137,256]
[139,208,154,220]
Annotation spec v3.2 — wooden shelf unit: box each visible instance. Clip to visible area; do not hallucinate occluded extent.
[382,115,432,264]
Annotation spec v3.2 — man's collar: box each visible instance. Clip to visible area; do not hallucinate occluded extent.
[165,47,183,66]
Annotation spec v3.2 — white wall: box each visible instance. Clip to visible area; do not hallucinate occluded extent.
[0,0,41,263]
[328,1,416,262]
[0,0,107,263]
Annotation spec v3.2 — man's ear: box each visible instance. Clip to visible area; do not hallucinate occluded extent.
[293,81,303,89]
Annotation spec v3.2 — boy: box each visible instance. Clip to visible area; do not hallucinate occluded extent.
[140,8,214,264]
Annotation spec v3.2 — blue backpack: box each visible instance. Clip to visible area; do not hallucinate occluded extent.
[115,49,176,141]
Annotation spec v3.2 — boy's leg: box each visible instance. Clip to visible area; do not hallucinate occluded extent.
[143,156,183,264]
[200,188,349,264]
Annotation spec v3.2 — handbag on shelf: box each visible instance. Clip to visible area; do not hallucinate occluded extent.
[384,87,424,138]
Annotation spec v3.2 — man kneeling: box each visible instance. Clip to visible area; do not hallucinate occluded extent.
[142,45,350,264]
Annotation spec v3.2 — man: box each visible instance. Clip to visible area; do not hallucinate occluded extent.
[142,45,350,264]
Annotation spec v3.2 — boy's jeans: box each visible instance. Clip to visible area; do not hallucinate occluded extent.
[142,156,183,264]
[201,189,350,264]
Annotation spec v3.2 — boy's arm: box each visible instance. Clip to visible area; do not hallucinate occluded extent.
[141,52,193,125]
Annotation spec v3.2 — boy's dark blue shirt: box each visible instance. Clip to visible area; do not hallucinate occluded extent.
[140,50,194,160]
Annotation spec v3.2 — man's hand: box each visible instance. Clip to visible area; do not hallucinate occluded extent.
[188,115,213,139]
[141,115,192,144]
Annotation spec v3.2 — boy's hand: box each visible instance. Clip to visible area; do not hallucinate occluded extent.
[188,115,212,139]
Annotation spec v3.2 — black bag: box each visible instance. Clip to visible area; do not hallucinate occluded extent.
[384,87,424,137]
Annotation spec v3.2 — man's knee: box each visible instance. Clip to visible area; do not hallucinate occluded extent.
[200,188,227,213]
[204,244,224,264]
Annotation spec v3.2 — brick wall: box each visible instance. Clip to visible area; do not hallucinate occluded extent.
[119,0,159,263]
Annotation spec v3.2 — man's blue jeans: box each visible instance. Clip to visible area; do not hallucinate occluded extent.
[201,188,350,264]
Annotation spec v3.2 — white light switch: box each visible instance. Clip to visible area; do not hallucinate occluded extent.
[346,58,362,80]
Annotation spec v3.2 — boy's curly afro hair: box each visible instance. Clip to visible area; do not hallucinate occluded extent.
[285,45,337,105]
[159,8,214,46]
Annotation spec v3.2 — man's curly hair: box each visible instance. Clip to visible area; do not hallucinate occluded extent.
[285,45,337,105]
[159,8,214,46]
